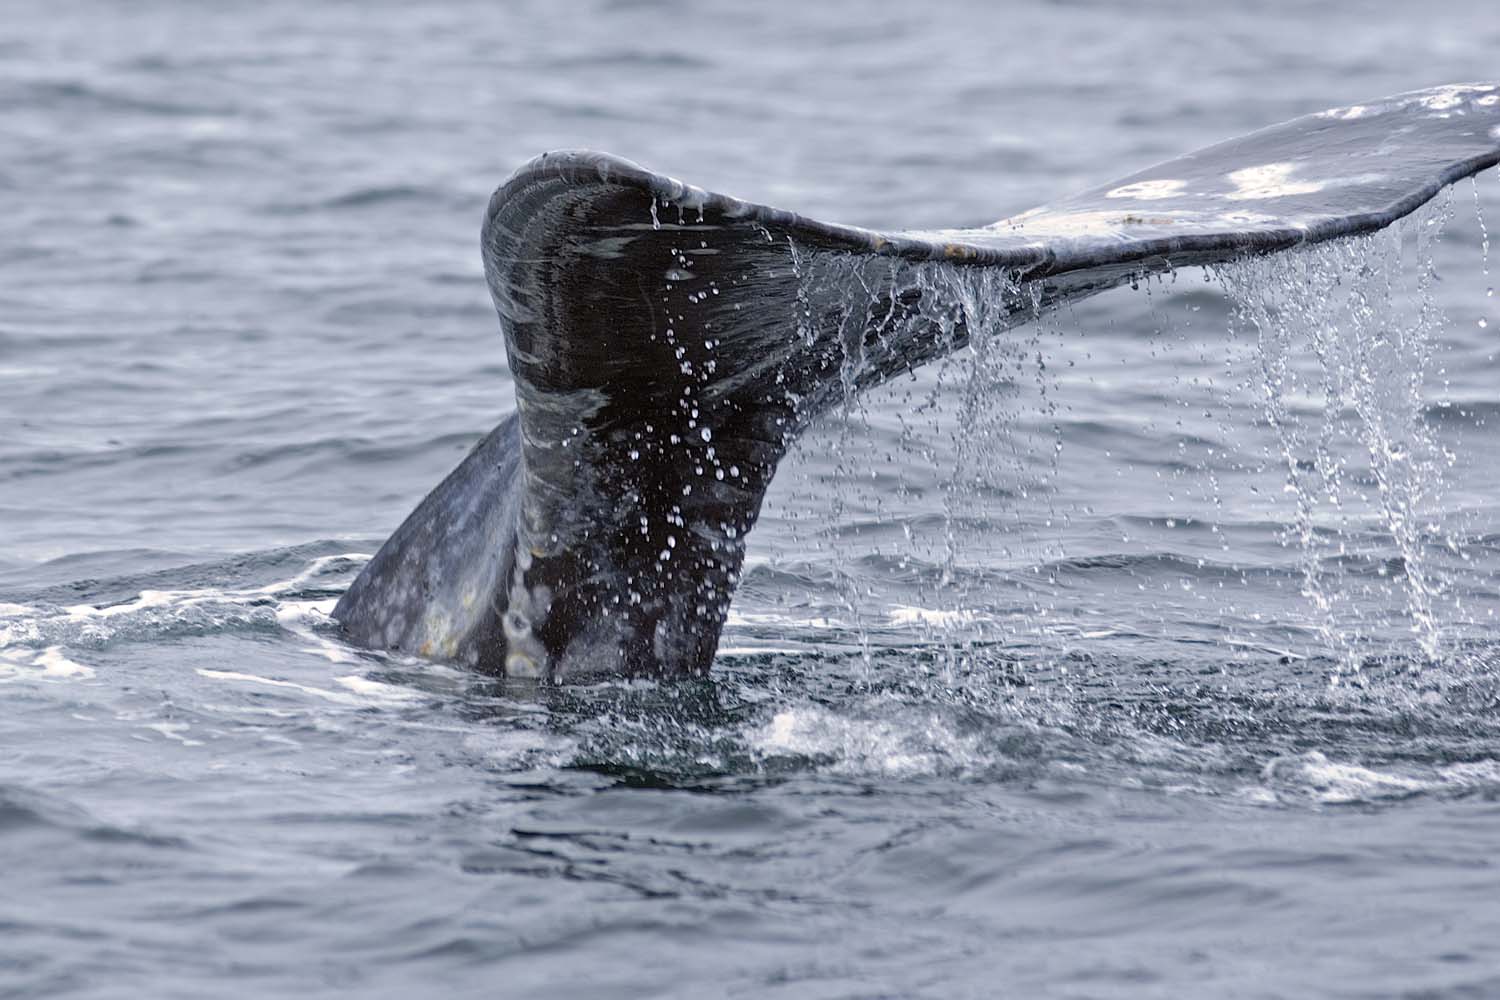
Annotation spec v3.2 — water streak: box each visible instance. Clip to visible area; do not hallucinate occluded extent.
[1218,211,1455,673]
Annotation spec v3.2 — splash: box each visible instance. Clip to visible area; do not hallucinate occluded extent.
[774,249,1065,677]
[1217,204,1456,675]
[761,191,1484,690]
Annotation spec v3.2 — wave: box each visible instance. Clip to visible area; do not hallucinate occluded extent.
[0,783,186,848]
[6,78,241,117]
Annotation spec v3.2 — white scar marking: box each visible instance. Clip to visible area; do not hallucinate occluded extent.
[1226,163,1325,201]
[984,209,1137,237]
[1105,178,1188,201]
[1420,84,1496,112]
[1318,105,1369,121]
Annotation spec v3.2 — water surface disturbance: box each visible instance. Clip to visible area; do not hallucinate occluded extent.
[6,2,1500,996]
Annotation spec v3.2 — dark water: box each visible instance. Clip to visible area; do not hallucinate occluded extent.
[5,2,1500,997]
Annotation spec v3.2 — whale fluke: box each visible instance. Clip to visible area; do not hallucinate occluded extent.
[334,84,1500,680]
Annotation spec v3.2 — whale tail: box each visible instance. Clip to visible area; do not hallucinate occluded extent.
[337,84,1500,679]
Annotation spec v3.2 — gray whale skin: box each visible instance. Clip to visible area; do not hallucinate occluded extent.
[333,84,1500,682]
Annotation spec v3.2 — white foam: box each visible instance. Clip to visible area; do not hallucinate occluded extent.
[724,609,841,629]
[44,553,365,628]
[887,605,978,628]
[0,645,94,682]
[334,674,420,702]
[1236,786,1280,805]
[64,589,180,620]
[34,646,94,678]
[256,553,371,596]
[464,727,578,771]
[197,667,412,706]
[0,555,377,678]
[144,722,204,746]
[751,703,986,779]
[1261,751,1426,804]
[275,598,340,623]
[1437,759,1500,788]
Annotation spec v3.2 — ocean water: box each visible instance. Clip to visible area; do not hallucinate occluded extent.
[5,1,1500,997]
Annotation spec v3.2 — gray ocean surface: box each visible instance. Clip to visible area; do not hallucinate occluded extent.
[5,2,1500,997]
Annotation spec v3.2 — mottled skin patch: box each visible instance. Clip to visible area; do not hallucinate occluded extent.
[334,417,523,672]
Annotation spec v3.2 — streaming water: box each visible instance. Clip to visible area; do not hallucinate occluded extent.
[778,214,1473,688]
[6,1,1500,996]
[1225,228,1444,673]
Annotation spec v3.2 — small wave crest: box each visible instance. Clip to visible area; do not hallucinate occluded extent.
[1259,751,1500,805]
[0,550,375,682]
